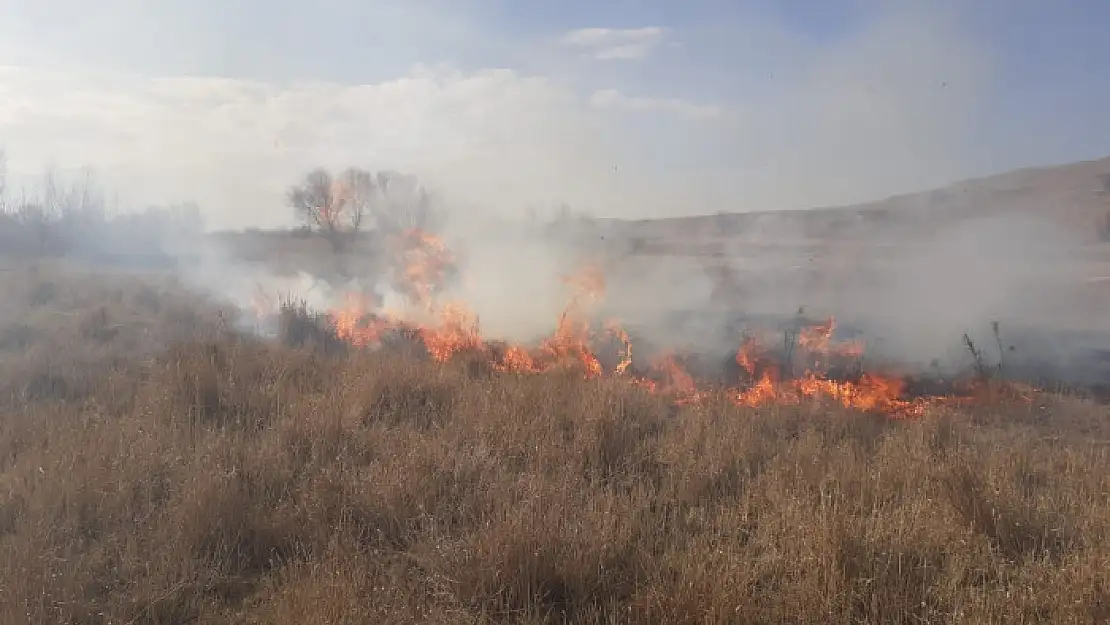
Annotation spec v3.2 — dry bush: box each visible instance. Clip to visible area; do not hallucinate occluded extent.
[1,263,1110,625]
[276,297,345,354]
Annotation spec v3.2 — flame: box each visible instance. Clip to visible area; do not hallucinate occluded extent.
[303,230,989,418]
[391,228,455,311]
[606,321,633,376]
[798,317,835,351]
[652,353,704,405]
[330,293,396,348]
[419,301,482,362]
[494,345,538,373]
[727,320,932,418]
[537,309,603,377]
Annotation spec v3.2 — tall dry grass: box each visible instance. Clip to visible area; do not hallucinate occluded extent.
[0,262,1108,624]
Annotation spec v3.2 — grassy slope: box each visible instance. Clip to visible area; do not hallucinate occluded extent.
[605,155,1110,242]
[0,261,1109,624]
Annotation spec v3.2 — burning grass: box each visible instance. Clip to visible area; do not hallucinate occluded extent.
[292,229,1027,421]
[1,256,1110,624]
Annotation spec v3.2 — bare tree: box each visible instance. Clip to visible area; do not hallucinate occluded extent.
[9,167,66,256]
[7,166,113,256]
[371,170,445,235]
[286,167,376,253]
[287,167,446,252]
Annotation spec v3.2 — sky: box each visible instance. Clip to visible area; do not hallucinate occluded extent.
[0,0,1108,230]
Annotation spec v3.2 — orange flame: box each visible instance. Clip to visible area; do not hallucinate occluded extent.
[420,301,483,362]
[314,231,983,418]
[391,228,456,311]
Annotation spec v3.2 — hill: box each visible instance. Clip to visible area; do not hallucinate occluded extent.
[600,155,1110,247]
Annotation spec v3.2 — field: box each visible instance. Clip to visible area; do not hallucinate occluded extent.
[1,251,1110,625]
[2,154,1110,624]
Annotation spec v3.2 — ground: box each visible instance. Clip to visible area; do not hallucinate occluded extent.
[1,257,1109,625]
[2,155,1110,623]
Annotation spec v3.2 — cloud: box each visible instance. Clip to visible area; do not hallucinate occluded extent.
[0,64,661,230]
[2,2,1102,234]
[590,88,724,120]
[0,0,504,83]
[559,27,668,61]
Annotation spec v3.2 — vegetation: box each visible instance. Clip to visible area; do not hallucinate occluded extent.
[286,167,444,253]
[0,154,202,262]
[1,151,1108,623]
[0,260,1108,625]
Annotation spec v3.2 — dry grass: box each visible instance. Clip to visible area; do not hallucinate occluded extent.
[1,262,1109,625]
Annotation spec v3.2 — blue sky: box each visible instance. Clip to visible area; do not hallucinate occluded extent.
[0,0,1107,229]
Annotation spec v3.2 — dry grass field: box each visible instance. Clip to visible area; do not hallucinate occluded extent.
[1,155,1109,624]
[1,257,1109,625]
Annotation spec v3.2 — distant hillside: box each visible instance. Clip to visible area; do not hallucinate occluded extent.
[600,156,1110,248]
[212,156,1110,270]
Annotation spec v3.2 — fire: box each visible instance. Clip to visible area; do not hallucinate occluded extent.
[536,309,603,377]
[419,301,482,362]
[391,228,456,311]
[728,322,932,417]
[312,229,983,418]
[651,353,704,404]
[606,321,633,375]
[330,292,395,348]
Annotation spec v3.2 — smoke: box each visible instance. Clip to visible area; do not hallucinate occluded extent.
[165,181,1105,389]
[820,214,1086,369]
[559,206,1106,383]
[2,2,1109,389]
[441,225,576,343]
[855,217,1066,342]
[4,154,1105,392]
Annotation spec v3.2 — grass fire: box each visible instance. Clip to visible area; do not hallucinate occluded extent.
[8,5,1110,620]
[313,228,1009,420]
[2,160,1110,624]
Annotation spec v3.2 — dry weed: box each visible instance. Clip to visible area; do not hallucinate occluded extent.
[0,262,1108,624]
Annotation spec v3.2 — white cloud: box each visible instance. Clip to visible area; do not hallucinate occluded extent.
[590,88,724,120]
[0,64,673,230]
[559,27,667,61]
[2,3,1091,234]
